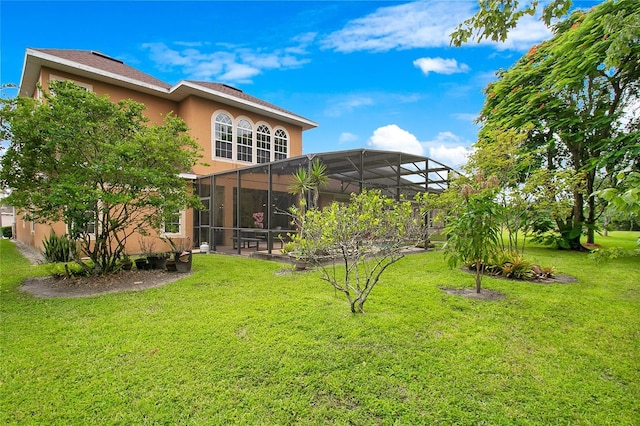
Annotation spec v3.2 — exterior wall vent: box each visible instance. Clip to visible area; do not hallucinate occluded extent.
[222,83,243,93]
[91,50,124,64]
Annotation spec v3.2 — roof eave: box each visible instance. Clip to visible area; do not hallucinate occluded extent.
[20,49,171,98]
[170,81,318,131]
[19,49,318,131]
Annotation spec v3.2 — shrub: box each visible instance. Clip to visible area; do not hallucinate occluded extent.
[589,247,638,262]
[280,242,297,255]
[499,252,533,280]
[484,250,536,280]
[297,189,428,313]
[1,226,12,238]
[47,261,91,278]
[42,231,77,263]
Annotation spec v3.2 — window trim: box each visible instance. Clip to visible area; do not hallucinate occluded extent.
[236,117,254,163]
[162,209,186,237]
[213,110,234,160]
[49,74,93,92]
[273,127,289,161]
[211,112,290,165]
[256,122,272,164]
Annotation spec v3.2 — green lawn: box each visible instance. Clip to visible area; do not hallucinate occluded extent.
[1,233,639,425]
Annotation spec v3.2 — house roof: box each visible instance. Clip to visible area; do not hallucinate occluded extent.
[20,48,318,131]
[203,148,459,196]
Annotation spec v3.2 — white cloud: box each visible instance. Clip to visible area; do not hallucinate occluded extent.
[339,132,359,143]
[325,95,374,117]
[321,2,470,52]
[367,124,424,156]
[219,63,261,82]
[428,145,473,170]
[414,57,470,76]
[141,41,310,84]
[367,125,473,168]
[321,1,551,53]
[423,131,474,169]
[494,14,553,51]
[287,32,317,54]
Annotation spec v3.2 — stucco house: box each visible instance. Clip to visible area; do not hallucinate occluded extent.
[13,48,317,253]
[12,48,454,257]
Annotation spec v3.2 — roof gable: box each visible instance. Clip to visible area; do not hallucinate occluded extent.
[34,49,171,89]
[20,48,317,130]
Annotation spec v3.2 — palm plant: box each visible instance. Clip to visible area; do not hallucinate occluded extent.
[308,158,329,208]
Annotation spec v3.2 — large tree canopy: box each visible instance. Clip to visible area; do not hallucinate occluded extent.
[451,0,639,71]
[475,0,639,249]
[0,80,202,273]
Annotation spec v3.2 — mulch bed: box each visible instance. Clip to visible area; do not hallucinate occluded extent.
[21,269,190,299]
[441,269,579,300]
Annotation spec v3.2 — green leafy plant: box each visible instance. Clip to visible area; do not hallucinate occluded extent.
[589,247,638,262]
[280,241,296,255]
[42,231,77,263]
[540,265,556,278]
[498,252,534,280]
[296,189,428,313]
[443,173,501,293]
[47,261,92,278]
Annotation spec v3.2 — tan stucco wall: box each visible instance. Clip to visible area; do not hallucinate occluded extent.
[14,214,66,253]
[40,67,178,125]
[178,95,303,176]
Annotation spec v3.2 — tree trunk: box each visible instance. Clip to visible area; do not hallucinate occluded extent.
[570,189,586,251]
[585,170,596,244]
[350,300,364,314]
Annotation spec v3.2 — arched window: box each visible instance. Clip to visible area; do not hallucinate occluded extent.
[236,119,253,162]
[214,113,233,159]
[256,124,271,163]
[274,128,288,160]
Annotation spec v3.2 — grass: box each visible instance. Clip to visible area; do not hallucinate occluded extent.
[1,232,639,425]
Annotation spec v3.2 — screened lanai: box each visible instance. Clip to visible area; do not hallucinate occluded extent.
[193,149,457,254]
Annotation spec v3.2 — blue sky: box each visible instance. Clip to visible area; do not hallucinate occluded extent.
[1,1,601,169]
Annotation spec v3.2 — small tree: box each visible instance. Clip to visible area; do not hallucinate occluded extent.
[466,126,537,254]
[443,173,501,294]
[0,81,202,274]
[308,158,329,209]
[287,158,329,238]
[295,189,427,313]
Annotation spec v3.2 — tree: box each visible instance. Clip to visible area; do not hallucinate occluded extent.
[0,80,202,274]
[451,0,572,47]
[308,158,329,209]
[477,1,640,249]
[443,173,501,294]
[288,158,328,209]
[598,171,640,218]
[287,158,328,239]
[295,189,427,314]
[466,126,537,254]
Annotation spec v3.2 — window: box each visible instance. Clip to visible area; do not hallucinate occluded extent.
[81,210,97,235]
[256,124,271,163]
[49,74,93,92]
[163,209,183,235]
[70,208,97,237]
[274,128,288,160]
[214,113,233,159]
[236,119,253,162]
